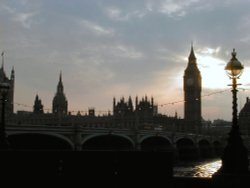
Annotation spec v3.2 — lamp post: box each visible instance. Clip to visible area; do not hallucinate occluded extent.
[213,49,250,186]
[0,82,10,150]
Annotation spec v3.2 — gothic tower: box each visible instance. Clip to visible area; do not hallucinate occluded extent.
[52,72,68,115]
[183,45,202,130]
[33,94,44,114]
[9,66,15,113]
[0,52,14,116]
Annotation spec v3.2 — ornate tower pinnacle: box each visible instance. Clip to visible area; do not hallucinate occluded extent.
[52,71,68,115]
[57,71,64,93]
[189,43,196,61]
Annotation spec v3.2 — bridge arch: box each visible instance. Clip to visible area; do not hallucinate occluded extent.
[176,138,198,160]
[213,140,223,157]
[174,136,196,144]
[82,134,135,151]
[140,136,172,151]
[198,139,212,158]
[8,133,74,150]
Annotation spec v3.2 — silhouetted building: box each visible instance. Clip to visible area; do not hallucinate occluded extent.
[33,94,44,114]
[239,97,250,136]
[212,119,231,127]
[184,45,202,131]
[52,72,68,115]
[113,96,134,118]
[135,96,156,119]
[0,54,14,117]
[88,108,95,117]
[113,96,157,119]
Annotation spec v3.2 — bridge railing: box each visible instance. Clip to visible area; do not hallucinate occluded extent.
[6,113,230,140]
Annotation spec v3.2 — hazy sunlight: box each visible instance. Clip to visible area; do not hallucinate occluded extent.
[197,54,250,89]
[197,55,228,89]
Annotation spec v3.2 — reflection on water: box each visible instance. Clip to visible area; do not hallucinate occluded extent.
[193,160,222,177]
[174,159,222,177]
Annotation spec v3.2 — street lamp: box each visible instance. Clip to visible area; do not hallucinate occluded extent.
[213,49,250,185]
[0,82,10,150]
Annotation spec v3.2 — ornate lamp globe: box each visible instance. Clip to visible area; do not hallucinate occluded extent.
[225,49,244,78]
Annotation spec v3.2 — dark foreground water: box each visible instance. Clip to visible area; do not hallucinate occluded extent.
[174,159,222,177]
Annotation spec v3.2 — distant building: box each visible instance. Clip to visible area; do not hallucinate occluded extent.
[239,97,250,136]
[212,119,231,127]
[88,108,95,117]
[113,96,134,118]
[113,96,158,124]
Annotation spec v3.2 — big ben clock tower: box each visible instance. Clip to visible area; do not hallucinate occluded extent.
[184,45,202,130]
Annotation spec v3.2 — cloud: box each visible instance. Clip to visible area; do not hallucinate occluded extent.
[159,0,200,17]
[240,35,250,43]
[1,1,40,29]
[69,43,144,64]
[160,1,186,16]
[105,6,147,21]
[79,19,115,36]
[13,12,36,28]
[106,7,124,21]
[198,47,221,55]
[115,45,144,59]
[2,4,16,14]
[104,0,201,21]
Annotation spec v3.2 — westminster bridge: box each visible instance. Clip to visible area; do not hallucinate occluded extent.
[5,122,230,160]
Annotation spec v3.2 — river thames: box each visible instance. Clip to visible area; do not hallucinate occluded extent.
[174,159,222,177]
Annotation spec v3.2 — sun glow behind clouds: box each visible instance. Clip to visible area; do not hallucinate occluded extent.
[176,47,250,93]
[197,54,228,89]
[197,52,250,90]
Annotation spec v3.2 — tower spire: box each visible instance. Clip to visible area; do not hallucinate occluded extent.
[57,71,64,93]
[53,71,68,115]
[59,70,62,83]
[189,43,196,61]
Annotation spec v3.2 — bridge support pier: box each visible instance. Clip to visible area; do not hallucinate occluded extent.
[74,124,82,151]
[134,133,141,151]
[172,143,179,161]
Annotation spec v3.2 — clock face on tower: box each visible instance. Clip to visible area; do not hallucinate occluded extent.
[187,78,194,86]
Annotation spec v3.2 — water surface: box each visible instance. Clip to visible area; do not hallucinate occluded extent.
[174,159,222,177]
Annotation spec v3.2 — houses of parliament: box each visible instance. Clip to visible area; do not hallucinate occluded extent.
[2,46,250,136]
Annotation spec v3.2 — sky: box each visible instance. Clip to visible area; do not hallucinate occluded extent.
[1,0,250,121]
